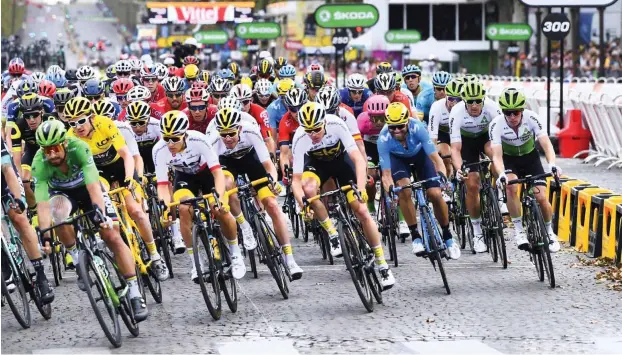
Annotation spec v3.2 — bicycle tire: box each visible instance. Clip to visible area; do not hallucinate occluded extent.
[317,224,327,260]
[50,234,62,286]
[248,249,258,279]
[102,251,139,337]
[353,218,383,304]
[388,205,399,267]
[78,251,122,348]
[150,196,174,279]
[525,210,545,281]
[532,204,556,288]
[27,270,52,320]
[1,257,31,329]
[422,209,450,295]
[338,221,373,312]
[254,215,288,299]
[217,227,238,313]
[192,223,222,320]
[323,230,334,265]
[303,220,311,243]
[133,227,162,304]
[489,189,508,269]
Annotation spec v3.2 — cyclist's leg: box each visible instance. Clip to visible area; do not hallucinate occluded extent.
[461,135,485,251]
[438,130,453,178]
[172,171,202,273]
[390,154,419,241]
[49,192,79,266]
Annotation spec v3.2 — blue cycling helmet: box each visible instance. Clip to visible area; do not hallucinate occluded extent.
[432,71,452,87]
[16,78,37,98]
[46,73,68,88]
[401,64,421,76]
[83,78,105,96]
[279,64,296,78]
[217,68,235,81]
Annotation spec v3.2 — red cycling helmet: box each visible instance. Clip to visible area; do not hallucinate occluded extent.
[167,66,178,77]
[191,80,208,90]
[183,56,199,66]
[186,87,209,102]
[38,79,57,99]
[8,58,25,75]
[112,78,134,94]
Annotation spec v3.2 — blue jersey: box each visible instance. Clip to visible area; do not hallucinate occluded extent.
[377,118,437,171]
[402,81,434,123]
[267,97,288,130]
[339,88,371,118]
[6,96,55,122]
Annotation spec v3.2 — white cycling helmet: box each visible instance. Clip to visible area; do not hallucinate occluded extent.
[217,96,243,111]
[46,65,64,77]
[154,63,168,81]
[346,73,366,90]
[129,58,142,71]
[31,71,46,85]
[127,85,152,102]
[231,83,253,101]
[76,65,96,81]
[306,63,324,74]
[115,59,132,73]
[254,79,272,96]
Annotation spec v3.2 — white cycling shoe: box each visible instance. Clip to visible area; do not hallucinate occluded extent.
[242,226,257,251]
[548,232,561,253]
[230,253,247,279]
[473,234,487,253]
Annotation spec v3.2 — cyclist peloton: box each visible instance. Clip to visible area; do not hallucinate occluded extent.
[400,65,434,121]
[340,73,372,118]
[267,78,295,143]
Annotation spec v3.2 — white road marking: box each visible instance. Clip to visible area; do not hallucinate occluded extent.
[403,340,503,354]
[218,339,300,355]
[594,337,622,354]
[32,347,111,354]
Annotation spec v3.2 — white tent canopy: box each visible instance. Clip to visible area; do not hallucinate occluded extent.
[406,36,459,62]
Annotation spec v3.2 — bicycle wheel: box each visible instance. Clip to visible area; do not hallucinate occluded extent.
[254,215,289,299]
[489,189,508,269]
[322,230,334,265]
[316,224,327,260]
[353,218,383,305]
[192,222,222,320]
[133,227,162,304]
[303,220,310,243]
[532,205,555,288]
[387,204,399,267]
[78,250,122,348]
[1,257,31,329]
[26,269,52,320]
[102,251,139,337]
[217,228,238,313]
[50,234,63,286]
[150,197,174,279]
[248,249,258,279]
[338,222,373,312]
[422,209,450,295]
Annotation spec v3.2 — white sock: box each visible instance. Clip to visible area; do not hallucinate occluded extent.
[512,218,524,233]
[127,278,141,299]
[471,218,482,236]
[545,221,554,235]
[172,220,181,238]
[67,246,80,266]
[228,242,241,256]
[187,250,195,265]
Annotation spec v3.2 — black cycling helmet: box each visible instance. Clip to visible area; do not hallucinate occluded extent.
[65,68,78,81]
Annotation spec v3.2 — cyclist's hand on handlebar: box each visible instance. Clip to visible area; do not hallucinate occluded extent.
[496,173,507,190]
[9,197,26,213]
[140,175,149,186]
[123,177,138,190]
[456,169,468,182]
[160,206,172,227]
[271,181,284,195]
[359,190,369,203]
[216,200,230,213]
[100,215,114,229]
[282,176,289,186]
[550,164,561,177]
[437,171,448,185]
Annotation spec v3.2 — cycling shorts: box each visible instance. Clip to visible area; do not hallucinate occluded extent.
[389,150,441,189]
[503,149,546,187]
[172,167,217,203]
[220,149,274,201]
[49,184,119,225]
[460,134,490,172]
[437,130,451,145]
[302,153,359,203]
[364,141,379,167]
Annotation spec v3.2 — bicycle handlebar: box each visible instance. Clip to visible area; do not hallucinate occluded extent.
[36,205,104,236]
[499,167,558,203]
[167,188,221,209]
[303,181,360,207]
[226,176,272,196]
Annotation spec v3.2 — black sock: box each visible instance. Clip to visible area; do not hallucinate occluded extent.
[409,224,421,241]
[31,258,44,273]
[441,224,452,241]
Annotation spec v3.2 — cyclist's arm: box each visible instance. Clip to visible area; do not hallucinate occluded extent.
[489,120,505,176]
[1,160,25,204]
[342,131,367,191]
[428,103,441,144]
[5,123,22,175]
[249,126,277,182]
[135,154,144,178]
[377,134,394,192]
[197,137,226,202]
[449,115,463,171]
[381,168,394,194]
[537,135,556,168]
[118,146,135,181]
[85,181,108,219]
[415,122,445,176]
[279,145,291,178]
[291,172,304,209]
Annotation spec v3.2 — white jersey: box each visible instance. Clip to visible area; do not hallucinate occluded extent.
[449,98,502,143]
[152,130,221,183]
[115,121,140,156]
[489,109,546,156]
[428,98,451,140]
[401,87,415,109]
[132,117,161,150]
[291,115,358,174]
[337,106,361,139]
[206,122,271,162]
[206,111,259,135]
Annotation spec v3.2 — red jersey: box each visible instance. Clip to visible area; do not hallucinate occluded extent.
[150,98,188,120]
[278,112,299,146]
[182,105,218,134]
[246,103,271,139]
[149,84,166,103]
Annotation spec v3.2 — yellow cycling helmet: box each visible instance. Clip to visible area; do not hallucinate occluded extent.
[277,78,295,96]
[200,70,211,83]
[214,108,242,132]
[461,80,486,100]
[445,79,464,97]
[126,101,151,121]
[64,97,92,119]
[297,102,326,129]
[240,76,253,89]
[160,110,189,136]
[384,102,409,125]
[184,64,199,80]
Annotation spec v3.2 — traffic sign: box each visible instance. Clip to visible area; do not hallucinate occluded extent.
[314,4,379,29]
[235,22,281,40]
[541,13,571,41]
[486,23,532,41]
[385,30,421,44]
[194,30,228,45]
[332,29,350,51]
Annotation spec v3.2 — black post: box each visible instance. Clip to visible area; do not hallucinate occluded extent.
[335,50,339,89]
[489,40,494,74]
[598,7,605,77]
[536,8,542,77]
[547,37,552,136]
[342,49,347,89]
[524,5,530,57]
[559,8,565,130]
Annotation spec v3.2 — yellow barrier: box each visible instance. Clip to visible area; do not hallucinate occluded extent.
[588,193,621,257]
[602,197,622,259]
[557,180,587,242]
[575,188,611,252]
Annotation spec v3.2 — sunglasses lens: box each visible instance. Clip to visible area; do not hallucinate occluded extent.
[389,124,405,130]
[130,121,147,127]
[190,105,206,111]
[43,144,62,154]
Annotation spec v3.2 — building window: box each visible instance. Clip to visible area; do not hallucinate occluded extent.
[458,3,483,40]
[388,4,404,30]
[433,5,456,40]
[406,4,429,39]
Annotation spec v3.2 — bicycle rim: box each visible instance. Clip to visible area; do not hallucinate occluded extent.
[255,215,288,299]
[28,272,52,320]
[323,231,334,265]
[102,252,139,337]
[79,251,122,348]
[490,189,508,268]
[192,224,222,320]
[389,209,399,267]
[143,268,162,304]
[527,211,545,281]
[422,211,450,295]
[1,261,31,329]
[318,227,327,260]
[217,227,238,313]
[533,206,556,288]
[151,200,174,279]
[50,240,61,286]
[303,221,310,243]
[338,222,373,312]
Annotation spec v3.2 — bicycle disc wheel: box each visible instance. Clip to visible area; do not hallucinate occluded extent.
[151,198,174,279]
[102,252,139,337]
[254,215,288,299]
[422,211,450,295]
[533,206,555,288]
[338,222,373,312]
[78,251,122,348]
[192,224,222,320]
[1,260,31,329]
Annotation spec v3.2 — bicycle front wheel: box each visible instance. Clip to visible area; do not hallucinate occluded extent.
[532,205,556,288]
[192,223,222,320]
[50,235,63,286]
[102,251,139,337]
[422,209,450,295]
[488,189,508,269]
[1,259,31,329]
[135,228,162,304]
[150,197,174,279]
[254,215,289,299]
[338,222,373,312]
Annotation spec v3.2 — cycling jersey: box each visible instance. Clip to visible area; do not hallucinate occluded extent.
[68,115,126,167]
[150,98,188,120]
[377,118,437,172]
[153,130,221,186]
[206,122,270,163]
[267,97,288,130]
[357,112,383,143]
[5,95,55,123]
[115,121,139,157]
[252,92,277,109]
[149,84,166,103]
[428,98,451,141]
[6,110,51,152]
[1,139,11,166]
[338,87,372,117]
[413,82,435,122]
[489,109,546,156]
[336,106,361,141]
[246,103,271,139]
[278,112,299,147]
[206,111,259,135]
[291,115,357,174]
[131,117,161,174]
[182,105,218,134]
[449,98,502,143]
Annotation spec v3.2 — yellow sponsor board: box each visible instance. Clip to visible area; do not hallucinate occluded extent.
[301,36,332,47]
[156,35,192,48]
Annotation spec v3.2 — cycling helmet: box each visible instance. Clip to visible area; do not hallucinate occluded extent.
[274,57,288,70]
[31,71,46,85]
[393,72,403,87]
[160,110,189,136]
[64,97,92,119]
[461,80,485,100]
[217,96,243,111]
[315,86,340,113]
[65,69,78,81]
[278,64,296,79]
[46,73,68,88]
[127,85,151,102]
[374,73,396,92]
[498,88,527,110]
[376,62,393,74]
[366,94,391,115]
[115,60,132,74]
[129,58,142,72]
[185,87,209,102]
[36,120,67,147]
[92,99,116,119]
[217,68,235,82]
[297,102,326,129]
[17,78,37,98]
[306,63,324,74]
[401,64,421,76]
[276,78,294,96]
[83,78,105,96]
[19,93,43,111]
[199,70,210,84]
[444,79,463,98]
[112,78,134,94]
[227,62,240,78]
[126,101,152,121]
[154,63,168,81]
[76,65,96,81]
[214,108,242,131]
[254,79,272,96]
[105,64,116,79]
[184,64,199,80]
[140,62,157,78]
[249,65,258,77]
[162,76,185,92]
[183,56,199,66]
[258,59,273,77]
[38,79,56,98]
[231,83,252,101]
[167,66,177,78]
[191,80,208,90]
[53,88,74,105]
[46,65,63,77]
[384,102,409,125]
[304,71,325,89]
[432,71,452,87]
[346,73,366,90]
[463,74,478,83]
[8,58,25,75]
[209,77,231,94]
[284,88,308,108]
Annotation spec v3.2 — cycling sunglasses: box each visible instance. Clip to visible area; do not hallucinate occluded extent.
[166,92,183,98]
[240,99,252,106]
[434,86,446,92]
[129,120,148,127]
[163,135,183,143]
[388,124,406,131]
[377,89,394,96]
[304,126,323,135]
[465,99,483,105]
[503,109,523,117]
[116,94,127,102]
[219,131,238,138]
[447,96,462,103]
[349,89,363,95]
[86,94,102,101]
[211,92,228,99]
[55,104,65,112]
[404,74,420,80]
[43,143,63,155]
[68,116,90,127]
[116,72,130,77]
[142,77,158,83]
[23,111,42,120]
[189,105,207,111]
[370,115,385,123]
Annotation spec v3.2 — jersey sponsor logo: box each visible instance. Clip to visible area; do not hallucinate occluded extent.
[95,133,119,149]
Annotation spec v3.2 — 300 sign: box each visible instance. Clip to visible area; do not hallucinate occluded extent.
[542,21,570,33]
[541,13,570,40]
